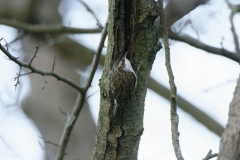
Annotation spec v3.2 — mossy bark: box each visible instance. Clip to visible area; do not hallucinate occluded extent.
[92,0,161,159]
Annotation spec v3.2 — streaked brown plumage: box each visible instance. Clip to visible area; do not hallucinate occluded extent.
[110,51,137,120]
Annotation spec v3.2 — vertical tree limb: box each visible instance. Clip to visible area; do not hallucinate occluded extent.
[218,77,240,160]
[55,20,108,160]
[158,0,184,160]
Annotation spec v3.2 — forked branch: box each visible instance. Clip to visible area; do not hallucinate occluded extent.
[54,19,108,160]
[0,42,83,93]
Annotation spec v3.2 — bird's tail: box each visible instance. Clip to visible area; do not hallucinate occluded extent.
[111,99,122,122]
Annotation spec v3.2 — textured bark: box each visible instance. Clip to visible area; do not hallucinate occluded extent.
[218,76,240,160]
[92,0,161,159]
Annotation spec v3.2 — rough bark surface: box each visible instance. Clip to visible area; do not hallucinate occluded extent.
[92,0,161,159]
[218,76,240,160]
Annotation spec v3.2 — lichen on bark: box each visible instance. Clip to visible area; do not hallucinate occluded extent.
[92,0,162,159]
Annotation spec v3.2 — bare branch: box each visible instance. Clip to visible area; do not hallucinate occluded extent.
[52,55,57,72]
[7,31,27,46]
[29,45,40,66]
[55,19,108,160]
[83,20,107,91]
[1,18,107,159]
[55,93,82,160]
[202,150,218,160]
[14,66,22,90]
[0,38,9,51]
[0,18,101,34]
[158,0,184,160]
[42,76,47,90]
[188,19,200,40]
[86,90,99,99]
[0,43,84,93]
[38,135,60,147]
[173,18,190,35]
[227,2,240,63]
[77,0,103,30]
[169,31,240,62]
[19,72,33,77]
[59,108,68,116]
[148,78,224,136]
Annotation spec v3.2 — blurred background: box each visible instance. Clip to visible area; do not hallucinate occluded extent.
[0,0,239,160]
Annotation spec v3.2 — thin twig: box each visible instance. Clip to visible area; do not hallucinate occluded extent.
[0,18,101,34]
[54,19,108,160]
[7,31,27,46]
[227,1,240,63]
[14,66,22,90]
[0,38,8,51]
[11,71,32,88]
[59,108,68,116]
[29,45,40,66]
[0,43,84,93]
[168,31,240,62]
[42,76,47,90]
[86,90,99,99]
[19,72,33,77]
[55,93,82,160]
[158,0,184,160]
[83,19,108,91]
[38,135,60,147]
[188,19,200,40]
[202,149,218,160]
[52,55,57,72]
[77,0,103,30]
[38,141,45,150]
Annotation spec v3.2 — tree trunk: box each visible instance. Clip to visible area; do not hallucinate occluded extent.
[91,0,161,159]
[218,76,240,160]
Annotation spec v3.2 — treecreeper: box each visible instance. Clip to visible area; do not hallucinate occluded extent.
[110,51,137,121]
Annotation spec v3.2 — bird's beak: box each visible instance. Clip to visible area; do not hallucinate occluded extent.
[124,50,129,57]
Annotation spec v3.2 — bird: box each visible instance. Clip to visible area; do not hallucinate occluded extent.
[110,51,137,121]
